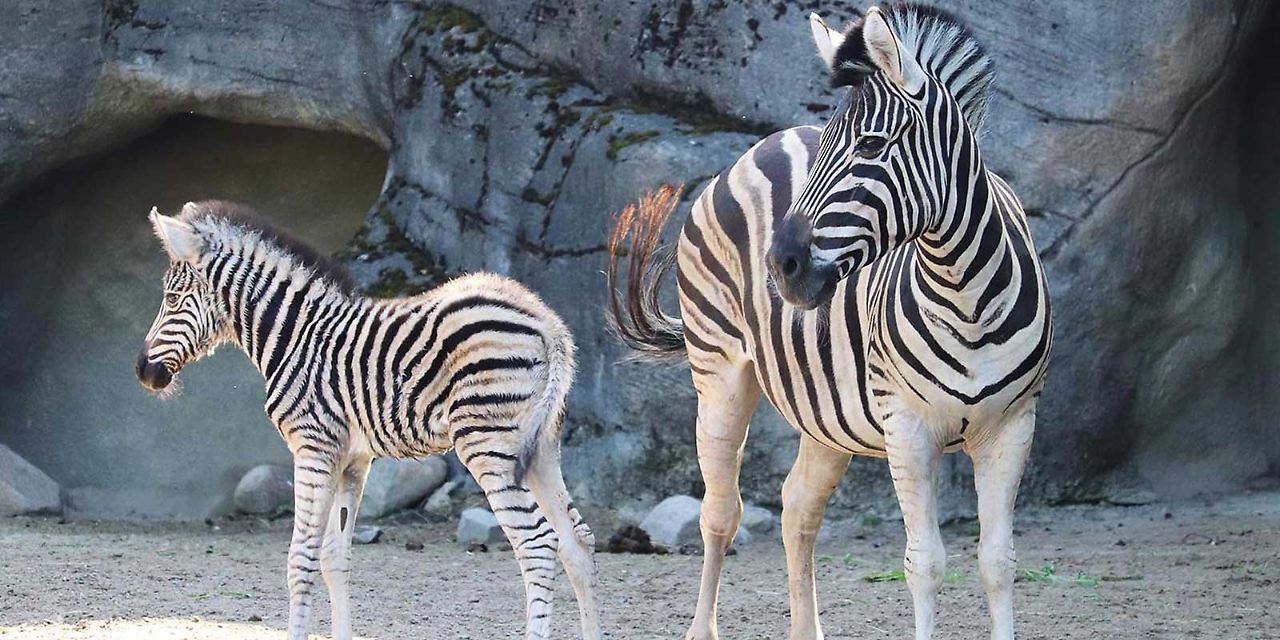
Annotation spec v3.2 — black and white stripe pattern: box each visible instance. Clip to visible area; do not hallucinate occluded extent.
[609,5,1050,640]
[137,202,599,640]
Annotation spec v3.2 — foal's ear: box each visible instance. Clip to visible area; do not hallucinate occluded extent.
[149,207,201,263]
[809,13,844,70]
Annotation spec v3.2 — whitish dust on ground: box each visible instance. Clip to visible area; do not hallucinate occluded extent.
[1,490,1277,639]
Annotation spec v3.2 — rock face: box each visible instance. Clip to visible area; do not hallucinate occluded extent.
[0,0,1278,518]
[359,457,450,520]
[0,444,61,516]
[233,464,293,516]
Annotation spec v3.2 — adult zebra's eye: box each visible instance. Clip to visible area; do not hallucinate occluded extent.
[165,293,181,306]
[853,135,888,159]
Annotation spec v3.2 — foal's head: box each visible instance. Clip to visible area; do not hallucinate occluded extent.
[135,206,230,395]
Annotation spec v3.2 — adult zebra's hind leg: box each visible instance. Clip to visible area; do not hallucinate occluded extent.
[460,438,559,640]
[967,409,1035,640]
[781,436,851,640]
[321,455,371,640]
[687,358,761,640]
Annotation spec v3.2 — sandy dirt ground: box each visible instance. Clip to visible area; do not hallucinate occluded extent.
[1,490,1277,639]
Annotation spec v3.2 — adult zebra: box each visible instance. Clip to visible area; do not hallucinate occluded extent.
[608,5,1051,640]
[136,201,600,640]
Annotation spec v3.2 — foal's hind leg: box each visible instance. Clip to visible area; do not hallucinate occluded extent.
[686,357,761,640]
[459,439,559,640]
[321,455,371,640]
[527,448,601,640]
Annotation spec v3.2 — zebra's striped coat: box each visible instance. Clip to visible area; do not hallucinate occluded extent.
[137,202,599,640]
[609,5,1050,640]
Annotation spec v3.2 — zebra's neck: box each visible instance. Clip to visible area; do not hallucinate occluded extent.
[911,161,1019,324]
[203,246,354,382]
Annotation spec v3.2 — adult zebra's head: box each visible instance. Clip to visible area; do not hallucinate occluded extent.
[136,206,230,394]
[768,4,994,309]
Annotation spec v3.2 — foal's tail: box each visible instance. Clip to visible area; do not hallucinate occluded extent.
[512,313,576,485]
[606,184,687,361]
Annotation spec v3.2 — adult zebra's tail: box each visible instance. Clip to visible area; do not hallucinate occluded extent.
[607,185,687,360]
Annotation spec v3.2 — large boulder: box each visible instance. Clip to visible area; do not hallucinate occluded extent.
[0,444,61,515]
[359,457,450,519]
[233,464,293,516]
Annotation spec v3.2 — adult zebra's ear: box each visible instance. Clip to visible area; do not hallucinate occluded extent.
[149,206,201,263]
[862,7,926,94]
[809,13,844,70]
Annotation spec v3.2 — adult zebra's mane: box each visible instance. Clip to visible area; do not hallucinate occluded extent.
[832,3,995,132]
[179,200,357,294]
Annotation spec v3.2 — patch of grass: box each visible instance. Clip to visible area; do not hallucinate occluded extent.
[862,568,968,584]
[861,514,883,527]
[606,130,660,161]
[863,568,906,583]
[1018,563,1101,587]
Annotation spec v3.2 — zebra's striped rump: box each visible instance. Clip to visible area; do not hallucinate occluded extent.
[138,201,599,640]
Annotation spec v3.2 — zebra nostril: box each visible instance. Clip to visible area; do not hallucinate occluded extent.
[782,256,801,278]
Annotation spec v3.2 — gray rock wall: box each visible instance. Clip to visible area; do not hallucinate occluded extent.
[0,0,1277,518]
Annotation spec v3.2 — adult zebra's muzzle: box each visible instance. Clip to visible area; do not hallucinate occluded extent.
[767,214,838,310]
[135,348,173,392]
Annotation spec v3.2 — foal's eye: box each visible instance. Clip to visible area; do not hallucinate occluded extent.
[853,135,888,159]
[165,293,181,306]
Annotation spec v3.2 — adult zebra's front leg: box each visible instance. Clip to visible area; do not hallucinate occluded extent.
[321,455,372,640]
[286,441,340,640]
[883,412,946,640]
[967,409,1035,640]
[781,436,851,640]
[686,357,761,640]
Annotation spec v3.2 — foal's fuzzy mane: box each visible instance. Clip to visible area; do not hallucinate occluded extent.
[179,200,357,294]
[832,2,995,132]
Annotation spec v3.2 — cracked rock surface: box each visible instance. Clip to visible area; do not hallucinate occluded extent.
[1,1,1278,517]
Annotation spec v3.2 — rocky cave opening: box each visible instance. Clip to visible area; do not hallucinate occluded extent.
[0,116,388,517]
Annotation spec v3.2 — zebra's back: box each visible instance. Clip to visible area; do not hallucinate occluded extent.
[321,273,575,463]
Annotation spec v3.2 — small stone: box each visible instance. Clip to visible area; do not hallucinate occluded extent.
[465,542,489,553]
[457,508,505,545]
[639,495,702,549]
[422,480,461,520]
[740,504,778,539]
[232,465,293,516]
[639,495,753,550]
[247,614,262,622]
[405,540,424,551]
[352,525,383,544]
[0,444,61,516]
[360,457,449,519]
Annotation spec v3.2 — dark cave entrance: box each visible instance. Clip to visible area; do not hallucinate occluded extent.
[0,116,388,517]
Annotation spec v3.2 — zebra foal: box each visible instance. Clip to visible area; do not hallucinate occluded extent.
[609,4,1051,640]
[135,201,600,640]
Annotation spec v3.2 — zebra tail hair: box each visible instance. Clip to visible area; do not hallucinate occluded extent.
[513,317,576,486]
[605,184,687,361]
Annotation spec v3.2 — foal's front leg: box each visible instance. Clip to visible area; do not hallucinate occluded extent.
[286,448,339,640]
[321,456,371,640]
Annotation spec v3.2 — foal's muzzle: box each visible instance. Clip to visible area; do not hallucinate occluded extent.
[135,349,173,391]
